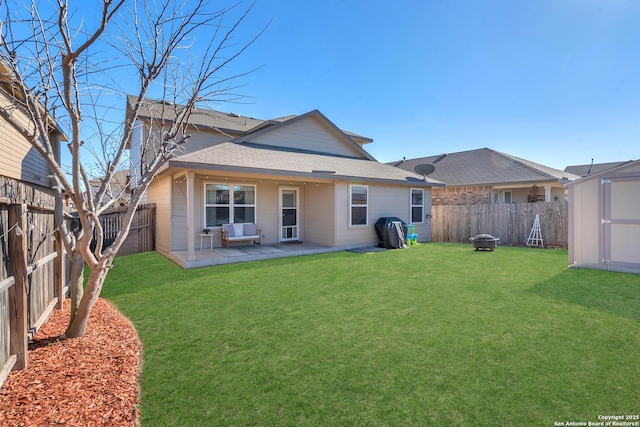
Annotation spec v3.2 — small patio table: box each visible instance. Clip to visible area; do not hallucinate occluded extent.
[199,233,214,251]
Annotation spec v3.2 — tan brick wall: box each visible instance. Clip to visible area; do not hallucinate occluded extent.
[432,186,491,206]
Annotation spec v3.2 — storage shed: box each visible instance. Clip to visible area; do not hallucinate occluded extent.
[566,159,640,274]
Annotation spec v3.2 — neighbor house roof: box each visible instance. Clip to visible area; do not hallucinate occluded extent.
[390,148,580,186]
[88,169,130,192]
[167,141,443,187]
[564,160,635,177]
[88,170,131,210]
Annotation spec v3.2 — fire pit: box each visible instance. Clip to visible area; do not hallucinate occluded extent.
[470,234,499,251]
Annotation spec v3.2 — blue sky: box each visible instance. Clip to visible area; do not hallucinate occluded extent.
[219,0,640,171]
[8,0,637,172]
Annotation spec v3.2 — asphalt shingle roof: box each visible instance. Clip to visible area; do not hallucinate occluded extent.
[128,95,372,143]
[170,142,442,186]
[390,148,580,186]
[564,161,635,177]
[128,95,264,134]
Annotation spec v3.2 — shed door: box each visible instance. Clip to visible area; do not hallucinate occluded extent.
[602,176,640,267]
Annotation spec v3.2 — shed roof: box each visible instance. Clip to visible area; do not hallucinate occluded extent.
[564,160,635,177]
[390,148,580,186]
[565,159,640,187]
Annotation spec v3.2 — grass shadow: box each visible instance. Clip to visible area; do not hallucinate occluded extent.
[103,250,361,299]
[529,268,640,322]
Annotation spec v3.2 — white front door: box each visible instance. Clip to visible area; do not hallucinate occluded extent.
[280,187,299,242]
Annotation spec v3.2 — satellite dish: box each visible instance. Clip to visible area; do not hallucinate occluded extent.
[414,164,435,176]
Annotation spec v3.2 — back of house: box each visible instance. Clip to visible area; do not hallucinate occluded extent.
[128,97,443,268]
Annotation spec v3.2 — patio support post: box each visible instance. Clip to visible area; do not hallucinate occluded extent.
[186,172,196,261]
[544,185,551,202]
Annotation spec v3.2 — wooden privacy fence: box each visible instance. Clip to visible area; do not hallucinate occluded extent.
[1,201,67,389]
[431,201,568,248]
[0,174,154,390]
[93,203,155,256]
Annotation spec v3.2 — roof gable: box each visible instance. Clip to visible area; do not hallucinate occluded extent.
[233,110,375,160]
[391,148,580,186]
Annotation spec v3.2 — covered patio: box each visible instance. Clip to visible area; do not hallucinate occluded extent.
[134,100,439,269]
[168,241,371,269]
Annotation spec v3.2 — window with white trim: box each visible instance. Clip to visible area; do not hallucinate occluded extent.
[411,188,424,223]
[204,183,256,227]
[493,190,512,204]
[350,184,368,226]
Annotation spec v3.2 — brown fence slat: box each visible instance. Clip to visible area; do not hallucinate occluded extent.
[0,355,17,389]
[95,204,156,256]
[0,291,12,384]
[1,177,71,389]
[432,201,568,248]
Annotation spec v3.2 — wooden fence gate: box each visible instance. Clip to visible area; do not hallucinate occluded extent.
[431,201,568,248]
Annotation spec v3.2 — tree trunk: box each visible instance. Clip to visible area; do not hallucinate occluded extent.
[67,250,84,329]
[65,260,111,338]
[2,0,263,339]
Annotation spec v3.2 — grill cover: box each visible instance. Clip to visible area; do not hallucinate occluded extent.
[375,217,408,249]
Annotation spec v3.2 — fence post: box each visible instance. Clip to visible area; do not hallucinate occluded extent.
[8,203,28,370]
[54,226,65,310]
[148,205,156,251]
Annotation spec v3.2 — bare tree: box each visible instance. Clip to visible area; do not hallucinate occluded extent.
[0,0,266,337]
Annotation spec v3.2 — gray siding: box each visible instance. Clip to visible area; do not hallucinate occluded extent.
[245,116,365,159]
[304,183,336,246]
[147,175,172,255]
[335,183,377,247]
[334,183,432,247]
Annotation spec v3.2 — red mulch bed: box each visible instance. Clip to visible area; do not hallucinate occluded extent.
[0,298,141,426]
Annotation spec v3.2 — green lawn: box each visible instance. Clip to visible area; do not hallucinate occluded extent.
[102,243,640,426]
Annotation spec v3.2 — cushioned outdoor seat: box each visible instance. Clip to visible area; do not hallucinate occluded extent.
[221,223,261,249]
